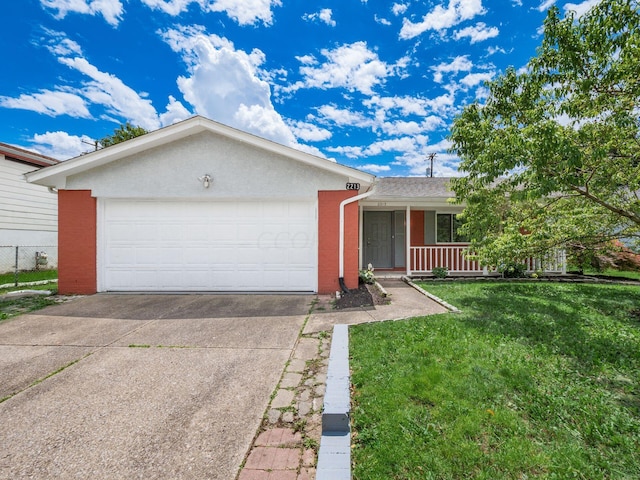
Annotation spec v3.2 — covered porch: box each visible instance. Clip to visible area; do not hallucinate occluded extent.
[358,178,566,276]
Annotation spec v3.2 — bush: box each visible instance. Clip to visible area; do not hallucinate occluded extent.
[359,269,376,285]
[499,262,527,278]
[432,267,448,279]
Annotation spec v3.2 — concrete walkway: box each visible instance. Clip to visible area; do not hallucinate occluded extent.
[236,278,449,479]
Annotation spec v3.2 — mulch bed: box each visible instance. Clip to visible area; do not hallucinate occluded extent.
[334,282,389,309]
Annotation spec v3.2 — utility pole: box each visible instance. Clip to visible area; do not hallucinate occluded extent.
[426,152,436,177]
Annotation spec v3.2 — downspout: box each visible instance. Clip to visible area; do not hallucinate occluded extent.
[339,188,375,293]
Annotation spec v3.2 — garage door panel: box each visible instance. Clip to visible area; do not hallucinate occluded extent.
[101,200,317,292]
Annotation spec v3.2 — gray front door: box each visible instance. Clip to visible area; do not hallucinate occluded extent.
[363,211,393,268]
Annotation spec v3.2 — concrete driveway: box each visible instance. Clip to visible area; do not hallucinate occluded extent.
[0,294,314,480]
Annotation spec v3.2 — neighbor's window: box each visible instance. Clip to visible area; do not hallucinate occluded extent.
[436,214,468,243]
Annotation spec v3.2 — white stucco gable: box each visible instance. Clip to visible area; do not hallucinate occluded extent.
[26,116,375,197]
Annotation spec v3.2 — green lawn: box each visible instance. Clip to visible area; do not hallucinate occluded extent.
[0,269,58,286]
[350,282,640,479]
[583,269,640,281]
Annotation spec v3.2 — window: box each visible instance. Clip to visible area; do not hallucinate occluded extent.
[436,214,468,243]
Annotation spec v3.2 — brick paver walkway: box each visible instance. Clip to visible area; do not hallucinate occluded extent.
[237,322,331,480]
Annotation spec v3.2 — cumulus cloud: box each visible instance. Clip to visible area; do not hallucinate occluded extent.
[303,8,336,26]
[160,25,299,146]
[316,104,374,128]
[454,22,499,43]
[40,0,124,26]
[431,56,473,83]
[392,3,408,15]
[0,90,91,118]
[288,121,332,142]
[29,131,96,160]
[294,42,392,95]
[537,0,556,11]
[564,0,600,17]
[460,71,494,87]
[140,0,282,25]
[3,30,189,132]
[399,0,486,39]
[59,57,161,130]
[359,163,391,173]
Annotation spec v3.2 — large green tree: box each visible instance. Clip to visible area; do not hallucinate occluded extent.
[99,122,148,148]
[449,0,640,267]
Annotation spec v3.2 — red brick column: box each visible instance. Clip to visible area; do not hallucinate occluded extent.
[317,191,359,294]
[58,190,97,295]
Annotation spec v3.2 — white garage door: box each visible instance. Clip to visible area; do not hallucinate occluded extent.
[100,199,317,292]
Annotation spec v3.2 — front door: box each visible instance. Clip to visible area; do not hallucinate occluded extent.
[363,211,393,269]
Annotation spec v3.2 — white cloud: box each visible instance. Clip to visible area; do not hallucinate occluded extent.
[392,3,408,15]
[158,95,192,126]
[141,0,282,25]
[296,42,391,95]
[359,163,391,173]
[399,0,486,39]
[59,57,161,130]
[41,28,84,56]
[288,121,332,142]
[460,71,494,87]
[29,131,96,160]
[326,145,364,159]
[303,8,336,26]
[316,105,373,128]
[40,0,124,26]
[431,56,473,83]
[564,0,600,17]
[537,0,556,11]
[375,15,392,26]
[161,26,298,146]
[454,22,499,43]
[10,30,189,131]
[0,90,91,118]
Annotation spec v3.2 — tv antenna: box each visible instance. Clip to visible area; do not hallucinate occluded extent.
[426,153,436,177]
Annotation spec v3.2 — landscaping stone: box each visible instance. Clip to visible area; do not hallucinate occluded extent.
[271,389,295,408]
[280,372,303,388]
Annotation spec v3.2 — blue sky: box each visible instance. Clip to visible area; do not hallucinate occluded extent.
[1,0,599,176]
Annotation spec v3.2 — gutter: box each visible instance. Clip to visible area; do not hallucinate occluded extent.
[338,187,375,293]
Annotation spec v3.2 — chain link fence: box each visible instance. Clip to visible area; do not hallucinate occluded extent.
[0,246,58,288]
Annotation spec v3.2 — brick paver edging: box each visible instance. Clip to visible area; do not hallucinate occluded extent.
[316,324,351,480]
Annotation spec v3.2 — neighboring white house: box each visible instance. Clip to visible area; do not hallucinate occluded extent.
[0,143,59,272]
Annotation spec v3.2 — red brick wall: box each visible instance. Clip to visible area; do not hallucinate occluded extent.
[410,210,425,246]
[318,191,359,294]
[58,190,97,295]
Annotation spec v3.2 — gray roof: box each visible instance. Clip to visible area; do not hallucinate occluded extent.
[369,177,455,199]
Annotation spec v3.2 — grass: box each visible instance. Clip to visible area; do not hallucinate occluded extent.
[350,282,640,479]
[0,294,59,322]
[0,269,58,287]
[583,268,640,281]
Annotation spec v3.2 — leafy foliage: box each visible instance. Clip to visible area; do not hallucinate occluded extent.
[99,122,148,148]
[431,266,448,279]
[449,0,640,266]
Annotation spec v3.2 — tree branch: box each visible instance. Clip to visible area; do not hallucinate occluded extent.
[570,185,640,225]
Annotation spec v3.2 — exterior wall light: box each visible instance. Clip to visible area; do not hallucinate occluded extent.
[198,174,212,188]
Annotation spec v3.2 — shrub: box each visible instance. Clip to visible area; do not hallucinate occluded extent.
[432,267,448,279]
[499,262,527,278]
[359,269,376,285]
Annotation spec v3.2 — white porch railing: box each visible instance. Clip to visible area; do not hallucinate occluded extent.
[410,246,482,274]
[408,246,566,275]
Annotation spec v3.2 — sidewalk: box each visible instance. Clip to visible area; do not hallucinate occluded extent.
[236,279,449,480]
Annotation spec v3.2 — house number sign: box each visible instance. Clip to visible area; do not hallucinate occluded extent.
[346,183,360,190]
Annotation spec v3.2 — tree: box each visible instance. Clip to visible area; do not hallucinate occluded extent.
[449,0,640,268]
[99,122,148,148]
